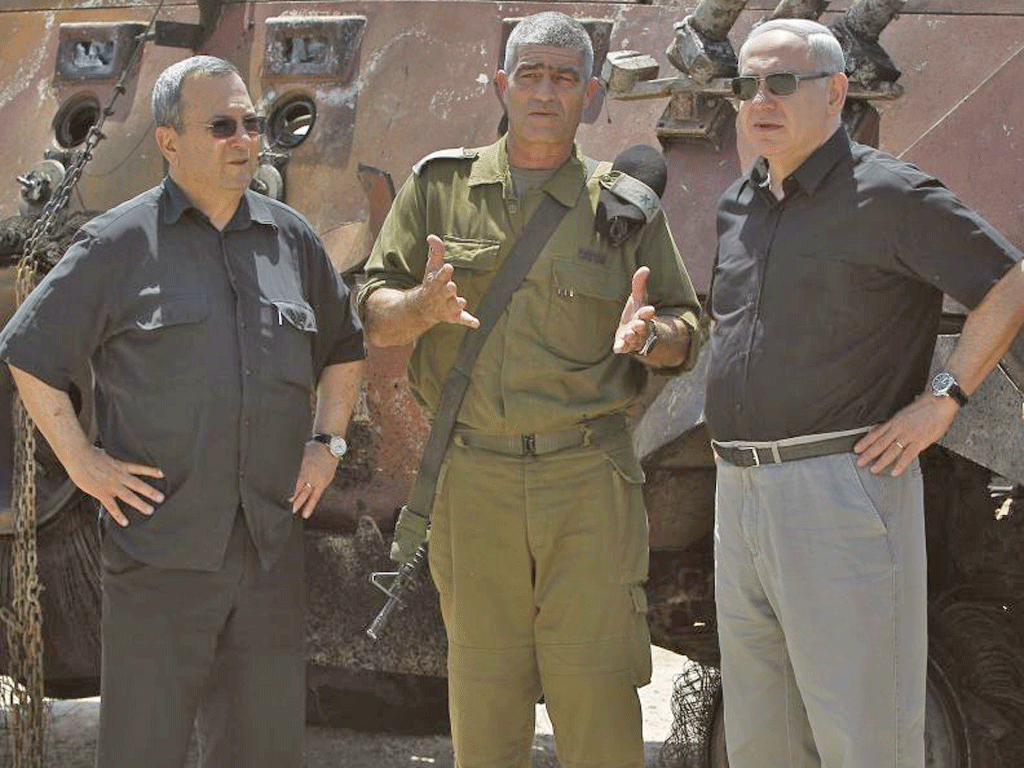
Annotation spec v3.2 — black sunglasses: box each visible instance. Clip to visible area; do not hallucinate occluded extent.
[204,115,267,138]
[730,71,835,101]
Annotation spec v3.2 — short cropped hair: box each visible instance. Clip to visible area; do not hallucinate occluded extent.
[740,18,846,74]
[504,12,594,77]
[152,55,240,132]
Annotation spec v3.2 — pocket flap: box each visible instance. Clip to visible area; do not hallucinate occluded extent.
[134,295,208,330]
[552,259,625,302]
[272,299,318,333]
[603,444,646,484]
[442,237,501,271]
[630,584,649,614]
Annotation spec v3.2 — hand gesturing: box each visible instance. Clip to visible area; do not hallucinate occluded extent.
[416,234,480,329]
[613,267,656,354]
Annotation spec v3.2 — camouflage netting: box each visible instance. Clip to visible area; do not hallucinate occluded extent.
[659,662,721,768]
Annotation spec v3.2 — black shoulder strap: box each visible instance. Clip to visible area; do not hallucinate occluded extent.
[404,193,571,519]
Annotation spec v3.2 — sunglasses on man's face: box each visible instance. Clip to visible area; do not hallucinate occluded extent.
[204,115,267,138]
[730,71,834,101]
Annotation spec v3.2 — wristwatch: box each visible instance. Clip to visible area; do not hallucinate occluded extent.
[636,319,660,357]
[930,371,968,407]
[311,433,348,458]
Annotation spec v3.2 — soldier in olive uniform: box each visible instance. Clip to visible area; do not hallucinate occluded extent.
[358,12,701,768]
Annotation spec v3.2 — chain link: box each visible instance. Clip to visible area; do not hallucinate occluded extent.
[2,3,164,763]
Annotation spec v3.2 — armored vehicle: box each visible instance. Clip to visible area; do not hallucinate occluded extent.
[2,0,1023,765]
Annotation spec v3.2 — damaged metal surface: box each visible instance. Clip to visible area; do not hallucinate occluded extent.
[263,15,366,83]
[767,0,831,20]
[690,0,751,41]
[55,22,146,82]
[306,518,446,677]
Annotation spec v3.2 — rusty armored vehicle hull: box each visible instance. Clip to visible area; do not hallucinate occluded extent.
[2,0,1024,764]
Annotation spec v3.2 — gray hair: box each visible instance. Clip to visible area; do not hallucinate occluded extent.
[741,19,846,74]
[504,12,594,77]
[152,55,240,132]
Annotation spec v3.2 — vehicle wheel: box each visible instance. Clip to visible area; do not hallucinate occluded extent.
[701,648,973,768]
[0,491,102,698]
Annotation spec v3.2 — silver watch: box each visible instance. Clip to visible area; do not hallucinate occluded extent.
[311,433,348,458]
[930,371,968,407]
[636,319,660,357]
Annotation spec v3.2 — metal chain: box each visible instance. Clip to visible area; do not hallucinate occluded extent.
[1,3,164,763]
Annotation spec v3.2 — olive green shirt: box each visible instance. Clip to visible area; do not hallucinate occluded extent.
[358,137,701,435]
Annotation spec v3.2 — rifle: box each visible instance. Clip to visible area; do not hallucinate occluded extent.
[365,543,427,641]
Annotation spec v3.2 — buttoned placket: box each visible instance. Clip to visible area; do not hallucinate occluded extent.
[737,186,789,420]
[219,230,251,510]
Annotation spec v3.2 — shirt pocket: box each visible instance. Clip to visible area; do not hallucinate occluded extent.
[266,298,318,391]
[545,258,628,365]
[126,294,210,387]
[442,236,501,312]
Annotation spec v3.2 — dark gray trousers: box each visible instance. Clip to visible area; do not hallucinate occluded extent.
[96,511,306,768]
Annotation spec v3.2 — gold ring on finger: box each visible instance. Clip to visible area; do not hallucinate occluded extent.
[895,441,906,450]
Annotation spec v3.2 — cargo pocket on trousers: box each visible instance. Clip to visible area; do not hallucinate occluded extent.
[628,584,652,687]
[603,443,649,585]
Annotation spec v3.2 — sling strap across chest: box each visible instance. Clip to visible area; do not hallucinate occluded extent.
[401,157,599,531]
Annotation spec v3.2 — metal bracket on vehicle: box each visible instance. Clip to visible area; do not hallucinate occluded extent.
[151,20,204,50]
[55,22,147,82]
[263,16,366,82]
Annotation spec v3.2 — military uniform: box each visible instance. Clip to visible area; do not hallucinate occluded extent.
[359,137,700,768]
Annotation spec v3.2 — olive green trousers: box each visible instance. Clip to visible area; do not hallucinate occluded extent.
[429,429,652,768]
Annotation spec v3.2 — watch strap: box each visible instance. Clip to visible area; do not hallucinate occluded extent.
[947,382,969,407]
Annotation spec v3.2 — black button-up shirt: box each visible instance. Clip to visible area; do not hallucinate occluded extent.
[706,127,1020,442]
[0,178,365,570]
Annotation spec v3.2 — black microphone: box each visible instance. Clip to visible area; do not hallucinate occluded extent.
[595,145,668,245]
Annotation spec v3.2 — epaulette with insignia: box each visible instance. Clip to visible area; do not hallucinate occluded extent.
[598,170,662,223]
[412,147,479,176]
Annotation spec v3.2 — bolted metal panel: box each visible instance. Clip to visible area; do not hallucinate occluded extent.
[263,16,366,82]
[55,22,146,82]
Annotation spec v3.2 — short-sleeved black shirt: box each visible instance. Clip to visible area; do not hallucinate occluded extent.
[706,127,1020,442]
[0,178,365,570]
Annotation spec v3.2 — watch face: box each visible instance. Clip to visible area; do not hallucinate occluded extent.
[329,436,347,458]
[932,371,955,396]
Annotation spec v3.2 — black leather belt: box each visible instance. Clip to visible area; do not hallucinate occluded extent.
[712,432,863,468]
[454,413,625,457]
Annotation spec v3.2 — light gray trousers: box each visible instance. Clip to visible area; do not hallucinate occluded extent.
[714,449,926,768]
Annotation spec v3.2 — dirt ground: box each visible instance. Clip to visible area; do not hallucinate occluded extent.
[2,647,691,767]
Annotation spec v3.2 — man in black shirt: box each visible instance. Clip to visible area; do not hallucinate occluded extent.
[707,19,1024,768]
[0,56,365,768]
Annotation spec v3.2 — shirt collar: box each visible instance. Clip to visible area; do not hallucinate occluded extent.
[741,125,852,198]
[160,176,277,230]
[468,136,589,208]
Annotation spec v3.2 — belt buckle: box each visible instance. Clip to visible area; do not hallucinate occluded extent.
[741,445,760,467]
[522,434,537,456]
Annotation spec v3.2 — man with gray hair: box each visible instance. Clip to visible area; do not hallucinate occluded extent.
[360,10,700,768]
[706,18,1024,767]
[0,55,365,767]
